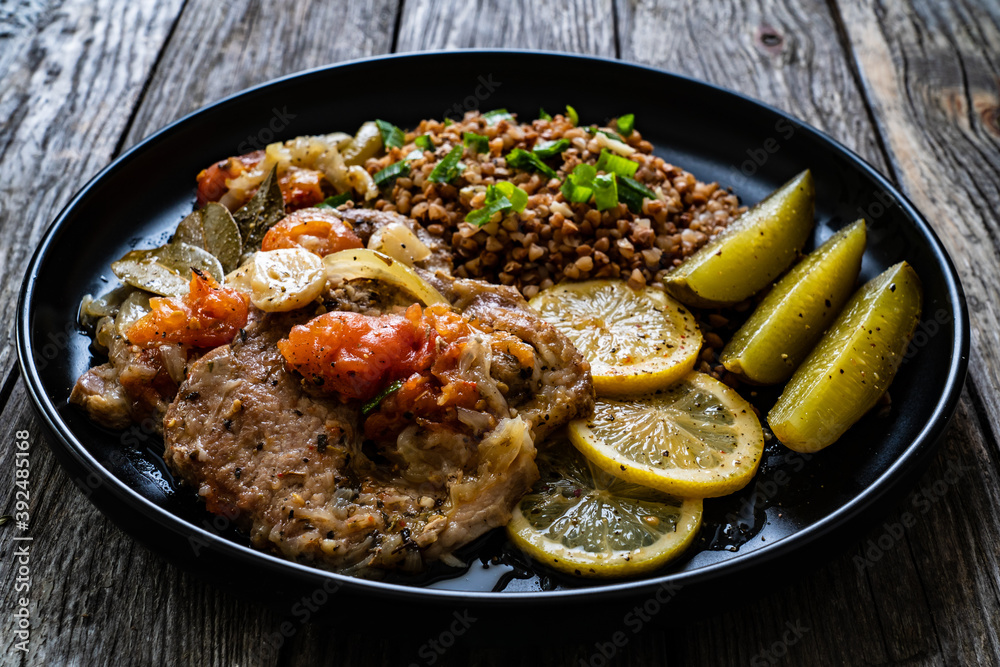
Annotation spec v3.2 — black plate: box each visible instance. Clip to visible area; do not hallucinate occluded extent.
[17,51,968,611]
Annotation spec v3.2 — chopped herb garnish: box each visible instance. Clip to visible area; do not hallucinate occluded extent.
[617,113,635,136]
[316,192,352,209]
[598,129,625,142]
[532,138,570,159]
[444,118,454,126]
[595,148,638,178]
[427,144,464,183]
[560,163,597,203]
[465,182,529,226]
[566,105,579,126]
[493,182,528,212]
[361,379,404,416]
[414,134,434,151]
[482,108,514,126]
[539,108,553,121]
[463,132,489,154]
[373,160,411,188]
[505,148,558,179]
[618,175,657,213]
[374,119,405,149]
[593,173,619,211]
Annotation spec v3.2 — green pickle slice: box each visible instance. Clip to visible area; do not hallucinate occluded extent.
[664,169,815,307]
[721,219,867,384]
[768,261,923,453]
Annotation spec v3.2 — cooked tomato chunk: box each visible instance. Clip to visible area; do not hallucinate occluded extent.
[128,270,250,348]
[261,208,363,256]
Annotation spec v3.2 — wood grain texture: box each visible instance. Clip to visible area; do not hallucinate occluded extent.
[0,0,185,379]
[396,0,616,55]
[2,0,999,665]
[836,0,1000,436]
[122,0,400,149]
[616,0,886,165]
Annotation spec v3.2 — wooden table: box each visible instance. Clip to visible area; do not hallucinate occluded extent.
[1,0,996,664]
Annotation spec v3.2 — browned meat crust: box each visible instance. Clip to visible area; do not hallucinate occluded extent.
[162,278,593,574]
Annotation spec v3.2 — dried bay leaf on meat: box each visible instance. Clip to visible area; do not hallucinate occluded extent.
[234,165,285,262]
[111,241,224,297]
[173,202,242,273]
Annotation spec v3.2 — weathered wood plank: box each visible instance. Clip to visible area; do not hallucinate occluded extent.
[616,0,886,166]
[123,0,400,148]
[614,1,1000,665]
[0,0,185,381]
[834,0,1000,662]
[836,0,1000,442]
[0,1,401,665]
[0,377,281,666]
[396,0,616,55]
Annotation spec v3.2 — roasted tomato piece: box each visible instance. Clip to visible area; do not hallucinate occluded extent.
[261,208,363,256]
[196,151,264,206]
[128,270,250,348]
[278,304,477,403]
[278,166,328,209]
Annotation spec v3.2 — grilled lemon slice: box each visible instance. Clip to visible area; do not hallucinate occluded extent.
[568,372,764,498]
[508,439,703,577]
[529,280,702,396]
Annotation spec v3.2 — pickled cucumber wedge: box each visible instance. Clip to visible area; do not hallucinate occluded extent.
[721,219,867,384]
[768,261,922,453]
[664,170,815,307]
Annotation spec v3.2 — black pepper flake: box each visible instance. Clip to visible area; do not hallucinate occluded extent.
[326,531,335,539]
[223,419,233,431]
[317,434,329,453]
[293,409,303,417]
[271,379,279,386]
[234,467,242,479]
[288,510,295,519]
[825,299,832,308]
[185,392,200,401]
[188,451,198,461]
[256,442,264,451]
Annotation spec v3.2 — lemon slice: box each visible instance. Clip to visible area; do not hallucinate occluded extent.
[529,280,702,396]
[507,439,703,577]
[568,372,764,498]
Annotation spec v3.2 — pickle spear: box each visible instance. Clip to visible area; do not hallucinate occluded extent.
[721,219,867,384]
[664,170,815,307]
[768,261,923,453]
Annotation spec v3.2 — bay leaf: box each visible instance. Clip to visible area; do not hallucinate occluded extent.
[111,241,224,297]
[233,165,285,263]
[173,202,242,273]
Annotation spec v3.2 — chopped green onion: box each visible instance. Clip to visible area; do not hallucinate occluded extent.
[415,134,434,151]
[463,132,489,154]
[361,379,404,416]
[560,163,596,203]
[532,138,570,159]
[316,192,352,209]
[593,173,618,211]
[595,149,638,178]
[618,175,657,213]
[493,182,528,213]
[539,108,553,121]
[427,144,464,183]
[617,114,635,136]
[598,129,625,142]
[566,105,579,126]
[482,108,514,126]
[465,183,529,226]
[373,160,411,188]
[444,118,454,127]
[506,148,558,179]
[404,148,424,161]
[375,119,405,149]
